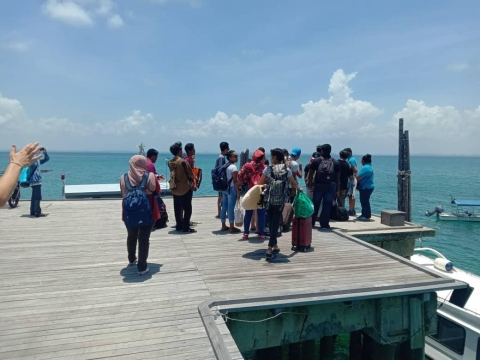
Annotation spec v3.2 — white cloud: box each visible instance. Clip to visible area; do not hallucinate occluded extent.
[97,110,158,135]
[42,0,124,28]
[0,93,28,125]
[448,62,469,72]
[177,70,383,139]
[42,0,94,27]
[107,14,124,28]
[5,42,29,52]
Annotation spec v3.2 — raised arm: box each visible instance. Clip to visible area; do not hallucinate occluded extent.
[0,143,42,207]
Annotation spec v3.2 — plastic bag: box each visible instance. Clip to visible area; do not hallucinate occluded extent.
[234,201,244,227]
[293,191,314,219]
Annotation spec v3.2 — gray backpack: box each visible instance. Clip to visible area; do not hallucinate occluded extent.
[265,165,289,207]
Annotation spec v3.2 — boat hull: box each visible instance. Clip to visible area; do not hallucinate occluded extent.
[438,213,480,222]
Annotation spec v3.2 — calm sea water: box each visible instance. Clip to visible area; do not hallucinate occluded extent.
[1,152,479,275]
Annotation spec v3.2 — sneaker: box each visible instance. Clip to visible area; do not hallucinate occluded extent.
[138,267,150,275]
[347,210,356,216]
[265,251,274,260]
[128,260,137,266]
[242,234,249,240]
[258,235,266,240]
[357,216,369,221]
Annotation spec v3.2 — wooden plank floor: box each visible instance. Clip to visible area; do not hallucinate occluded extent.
[0,197,449,359]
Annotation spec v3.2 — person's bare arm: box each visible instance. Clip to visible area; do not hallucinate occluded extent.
[233,172,241,199]
[289,176,303,191]
[297,162,303,179]
[0,143,42,207]
[258,174,267,186]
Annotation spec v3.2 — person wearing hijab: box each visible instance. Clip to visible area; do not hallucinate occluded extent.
[120,155,160,275]
[238,149,267,239]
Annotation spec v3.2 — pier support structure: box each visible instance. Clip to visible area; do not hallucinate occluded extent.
[398,118,412,222]
[226,293,437,359]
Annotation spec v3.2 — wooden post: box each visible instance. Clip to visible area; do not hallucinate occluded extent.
[319,335,336,360]
[397,119,405,213]
[404,131,412,222]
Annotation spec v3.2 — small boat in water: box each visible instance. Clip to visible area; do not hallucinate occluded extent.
[411,246,480,359]
[426,197,480,222]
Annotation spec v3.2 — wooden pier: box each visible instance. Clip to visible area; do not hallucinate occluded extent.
[0,197,464,359]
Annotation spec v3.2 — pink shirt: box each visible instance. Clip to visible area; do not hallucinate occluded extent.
[146,158,157,174]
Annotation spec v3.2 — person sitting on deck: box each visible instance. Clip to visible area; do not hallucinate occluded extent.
[169,142,196,233]
[120,155,160,275]
[238,149,267,240]
[258,148,302,260]
[0,143,42,207]
[220,150,242,233]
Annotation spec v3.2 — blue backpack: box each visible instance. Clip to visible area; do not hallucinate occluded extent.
[122,173,153,228]
[211,162,231,191]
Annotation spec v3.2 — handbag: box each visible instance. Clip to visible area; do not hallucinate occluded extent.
[234,201,244,227]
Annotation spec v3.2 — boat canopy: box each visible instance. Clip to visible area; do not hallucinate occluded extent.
[454,199,480,207]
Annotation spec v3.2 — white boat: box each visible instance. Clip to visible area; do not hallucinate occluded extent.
[426,197,480,222]
[63,181,170,199]
[411,246,480,359]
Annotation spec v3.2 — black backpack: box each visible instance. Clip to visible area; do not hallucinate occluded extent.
[330,200,349,221]
[315,157,335,184]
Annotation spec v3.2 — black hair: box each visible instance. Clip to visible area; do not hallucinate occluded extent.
[282,148,289,157]
[339,150,349,159]
[362,154,372,164]
[345,148,352,155]
[226,149,236,161]
[258,147,265,153]
[321,144,332,156]
[220,142,229,152]
[170,141,182,156]
[316,144,322,153]
[311,151,321,159]
[270,148,285,163]
[185,143,194,153]
[146,148,158,158]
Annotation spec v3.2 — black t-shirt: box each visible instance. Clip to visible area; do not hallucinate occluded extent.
[304,163,311,184]
[338,159,353,190]
[310,156,340,184]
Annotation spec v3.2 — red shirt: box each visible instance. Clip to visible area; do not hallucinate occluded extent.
[146,158,157,174]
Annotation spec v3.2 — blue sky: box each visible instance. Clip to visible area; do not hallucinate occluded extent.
[1,0,479,154]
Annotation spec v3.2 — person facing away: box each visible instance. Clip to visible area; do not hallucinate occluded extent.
[304,151,321,200]
[356,154,375,221]
[238,149,267,240]
[337,150,353,208]
[0,143,42,208]
[258,148,302,260]
[344,147,358,216]
[220,150,242,233]
[168,141,196,233]
[288,147,303,200]
[27,147,50,217]
[215,141,230,218]
[120,155,159,275]
[307,144,340,229]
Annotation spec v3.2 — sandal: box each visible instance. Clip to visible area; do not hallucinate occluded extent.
[273,247,280,253]
[229,228,241,234]
[183,228,197,233]
[220,227,229,231]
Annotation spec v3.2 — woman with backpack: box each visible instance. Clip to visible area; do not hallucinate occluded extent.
[356,154,375,221]
[258,148,303,260]
[220,150,242,233]
[238,149,267,240]
[120,155,160,275]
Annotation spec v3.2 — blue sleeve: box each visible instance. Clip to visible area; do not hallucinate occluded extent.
[358,166,371,178]
[40,152,50,165]
[349,158,357,168]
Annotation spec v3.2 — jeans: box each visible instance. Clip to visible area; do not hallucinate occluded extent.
[127,225,152,272]
[359,188,374,218]
[312,182,336,227]
[244,209,266,235]
[221,187,237,224]
[267,205,282,248]
[30,185,42,216]
[173,190,193,231]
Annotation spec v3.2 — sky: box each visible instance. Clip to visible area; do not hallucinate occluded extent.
[0,0,479,155]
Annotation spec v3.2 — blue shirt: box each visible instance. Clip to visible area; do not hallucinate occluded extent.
[348,156,358,168]
[358,164,374,189]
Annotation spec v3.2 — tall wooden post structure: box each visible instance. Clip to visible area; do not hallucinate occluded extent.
[397,119,412,222]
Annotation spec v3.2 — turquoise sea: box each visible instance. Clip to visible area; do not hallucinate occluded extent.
[1,152,479,276]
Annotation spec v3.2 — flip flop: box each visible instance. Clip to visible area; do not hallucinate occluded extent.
[229,228,241,234]
[220,227,229,231]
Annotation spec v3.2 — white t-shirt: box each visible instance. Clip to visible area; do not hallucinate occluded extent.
[290,159,299,181]
[226,164,238,188]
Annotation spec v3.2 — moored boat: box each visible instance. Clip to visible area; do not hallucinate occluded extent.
[426,197,480,222]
